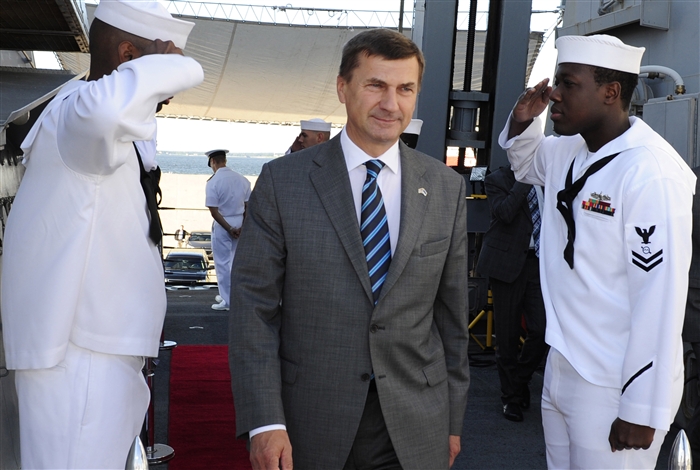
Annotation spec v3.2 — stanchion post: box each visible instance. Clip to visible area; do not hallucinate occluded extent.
[141,331,177,465]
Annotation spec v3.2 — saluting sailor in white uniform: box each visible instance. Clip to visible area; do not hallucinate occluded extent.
[205,149,251,311]
[499,35,695,469]
[0,1,203,468]
[284,118,332,155]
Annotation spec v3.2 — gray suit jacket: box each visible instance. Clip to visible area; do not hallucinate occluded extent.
[476,167,533,283]
[684,166,700,342]
[229,135,470,469]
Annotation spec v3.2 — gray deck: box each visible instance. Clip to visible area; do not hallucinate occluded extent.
[153,286,678,469]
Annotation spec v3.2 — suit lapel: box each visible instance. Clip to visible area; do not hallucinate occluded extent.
[309,137,374,302]
[379,145,428,302]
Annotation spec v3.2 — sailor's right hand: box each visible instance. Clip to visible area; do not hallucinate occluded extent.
[142,39,183,57]
[512,78,551,124]
[250,430,293,470]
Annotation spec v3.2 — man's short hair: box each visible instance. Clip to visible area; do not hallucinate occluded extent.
[339,28,425,88]
[591,66,639,111]
[89,18,152,56]
[210,154,226,165]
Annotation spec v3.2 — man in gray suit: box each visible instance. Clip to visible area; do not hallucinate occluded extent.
[229,28,470,470]
[476,167,547,423]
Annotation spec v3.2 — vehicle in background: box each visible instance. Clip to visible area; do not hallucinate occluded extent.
[187,231,212,259]
[164,250,211,285]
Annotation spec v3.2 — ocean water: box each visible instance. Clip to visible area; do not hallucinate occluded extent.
[157,153,278,176]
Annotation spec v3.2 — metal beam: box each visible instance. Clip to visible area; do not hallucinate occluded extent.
[413,0,459,162]
[482,0,533,170]
[0,29,81,36]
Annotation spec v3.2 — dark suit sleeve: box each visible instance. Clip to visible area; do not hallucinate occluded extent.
[684,167,700,341]
[433,176,471,435]
[485,170,530,225]
[228,163,287,438]
[688,167,700,288]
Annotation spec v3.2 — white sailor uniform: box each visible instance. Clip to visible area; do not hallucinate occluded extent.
[500,115,695,468]
[1,54,203,468]
[205,166,251,306]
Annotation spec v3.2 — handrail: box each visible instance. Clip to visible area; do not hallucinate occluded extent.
[84,0,489,30]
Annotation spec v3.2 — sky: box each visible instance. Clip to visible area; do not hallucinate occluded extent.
[36,0,562,154]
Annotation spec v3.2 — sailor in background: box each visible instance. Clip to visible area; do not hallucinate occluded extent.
[399,118,423,149]
[500,34,695,468]
[284,118,331,154]
[0,0,203,467]
[205,149,251,311]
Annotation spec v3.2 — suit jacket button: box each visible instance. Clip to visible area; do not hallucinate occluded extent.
[361,373,371,382]
[370,324,379,333]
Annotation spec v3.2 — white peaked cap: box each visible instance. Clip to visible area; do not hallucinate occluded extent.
[404,119,423,135]
[300,118,331,132]
[556,34,645,75]
[205,149,229,158]
[94,0,195,49]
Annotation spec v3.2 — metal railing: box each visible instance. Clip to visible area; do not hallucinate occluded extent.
[84,1,489,30]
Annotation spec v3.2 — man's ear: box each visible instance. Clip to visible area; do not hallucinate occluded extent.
[117,41,139,64]
[603,81,622,106]
[337,75,347,104]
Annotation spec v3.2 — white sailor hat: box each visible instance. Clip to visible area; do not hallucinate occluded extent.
[94,0,195,50]
[404,119,423,135]
[206,149,229,167]
[300,118,331,132]
[556,34,645,75]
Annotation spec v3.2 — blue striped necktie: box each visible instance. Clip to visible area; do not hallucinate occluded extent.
[527,186,541,257]
[361,160,391,305]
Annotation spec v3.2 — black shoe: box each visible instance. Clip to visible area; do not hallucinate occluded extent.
[503,403,523,422]
[520,385,531,410]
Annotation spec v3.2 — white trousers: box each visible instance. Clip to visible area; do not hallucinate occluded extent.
[212,217,241,306]
[542,347,677,470]
[15,342,149,469]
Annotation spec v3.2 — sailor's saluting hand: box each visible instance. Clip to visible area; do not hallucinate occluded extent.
[508,78,552,139]
[512,78,552,123]
[141,38,183,56]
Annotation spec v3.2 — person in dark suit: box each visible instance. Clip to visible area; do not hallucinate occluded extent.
[228,28,470,470]
[684,165,700,461]
[476,166,548,422]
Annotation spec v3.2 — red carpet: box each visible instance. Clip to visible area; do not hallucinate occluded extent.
[169,345,252,469]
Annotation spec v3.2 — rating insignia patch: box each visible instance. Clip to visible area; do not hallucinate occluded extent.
[582,192,615,216]
[631,249,663,272]
[635,226,656,244]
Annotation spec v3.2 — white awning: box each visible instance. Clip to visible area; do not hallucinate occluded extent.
[57,4,543,126]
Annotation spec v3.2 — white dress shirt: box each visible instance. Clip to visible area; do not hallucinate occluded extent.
[341,127,402,255]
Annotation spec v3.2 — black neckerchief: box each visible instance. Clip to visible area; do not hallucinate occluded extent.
[556,152,620,268]
[133,143,163,245]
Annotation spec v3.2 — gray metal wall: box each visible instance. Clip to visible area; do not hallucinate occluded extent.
[559,0,700,167]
